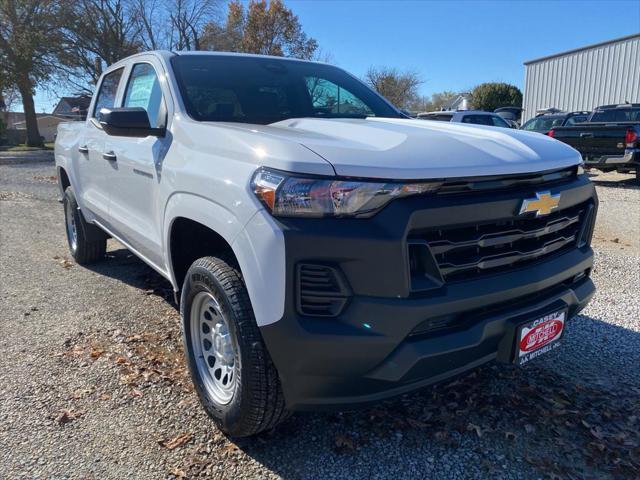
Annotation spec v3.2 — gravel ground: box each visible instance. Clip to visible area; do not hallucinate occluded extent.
[1,158,638,479]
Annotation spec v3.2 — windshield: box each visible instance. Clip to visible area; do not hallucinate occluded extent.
[171,55,402,124]
[521,116,564,132]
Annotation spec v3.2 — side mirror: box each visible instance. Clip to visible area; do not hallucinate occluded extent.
[99,107,165,138]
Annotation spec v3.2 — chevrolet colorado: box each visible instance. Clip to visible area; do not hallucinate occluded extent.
[55,51,597,437]
[549,104,640,181]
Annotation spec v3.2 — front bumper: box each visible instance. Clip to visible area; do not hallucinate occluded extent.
[259,174,597,411]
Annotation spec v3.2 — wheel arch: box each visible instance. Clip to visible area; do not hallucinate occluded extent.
[163,192,246,292]
[163,193,286,327]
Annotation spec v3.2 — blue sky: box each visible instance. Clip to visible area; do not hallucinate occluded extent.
[33,0,640,112]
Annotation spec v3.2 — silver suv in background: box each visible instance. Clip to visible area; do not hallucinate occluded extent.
[417,110,514,128]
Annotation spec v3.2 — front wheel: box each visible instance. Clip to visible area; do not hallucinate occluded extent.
[181,256,288,437]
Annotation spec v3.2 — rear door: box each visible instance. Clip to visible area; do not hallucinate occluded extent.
[106,58,171,268]
[76,67,125,225]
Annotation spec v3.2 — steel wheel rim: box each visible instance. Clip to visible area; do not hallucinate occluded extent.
[190,291,237,405]
[65,200,78,251]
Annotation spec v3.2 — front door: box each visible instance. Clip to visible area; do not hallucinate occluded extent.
[107,60,171,268]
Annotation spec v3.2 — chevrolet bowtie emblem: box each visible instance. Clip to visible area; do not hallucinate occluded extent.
[519,191,561,217]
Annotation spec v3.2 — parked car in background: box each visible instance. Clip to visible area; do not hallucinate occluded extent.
[495,106,523,125]
[549,103,640,181]
[417,110,513,128]
[521,111,591,135]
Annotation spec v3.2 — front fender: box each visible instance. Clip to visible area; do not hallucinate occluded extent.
[163,193,286,327]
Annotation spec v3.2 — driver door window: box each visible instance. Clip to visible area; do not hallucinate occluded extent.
[123,63,166,128]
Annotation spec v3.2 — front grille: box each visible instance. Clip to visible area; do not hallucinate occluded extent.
[296,264,351,317]
[412,201,592,282]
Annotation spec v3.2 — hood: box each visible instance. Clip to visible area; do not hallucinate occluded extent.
[268,117,582,180]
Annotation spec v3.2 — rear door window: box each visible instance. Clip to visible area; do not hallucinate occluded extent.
[591,109,640,122]
[93,68,124,120]
[564,115,588,126]
[462,115,493,126]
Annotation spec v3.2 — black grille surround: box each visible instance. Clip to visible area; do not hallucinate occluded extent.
[410,200,594,284]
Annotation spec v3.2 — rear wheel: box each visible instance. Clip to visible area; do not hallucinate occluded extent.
[63,187,106,264]
[181,256,288,437]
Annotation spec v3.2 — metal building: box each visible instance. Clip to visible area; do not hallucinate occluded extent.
[522,33,640,121]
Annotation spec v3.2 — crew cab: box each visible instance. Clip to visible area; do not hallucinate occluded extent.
[549,104,640,181]
[55,51,597,437]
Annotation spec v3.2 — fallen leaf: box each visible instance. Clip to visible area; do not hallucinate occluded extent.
[178,398,195,407]
[505,431,517,441]
[71,388,93,399]
[99,393,111,401]
[56,409,83,425]
[59,258,74,269]
[335,434,355,452]
[130,388,143,397]
[467,423,483,438]
[224,443,241,455]
[159,432,193,450]
[89,346,105,358]
[169,467,187,478]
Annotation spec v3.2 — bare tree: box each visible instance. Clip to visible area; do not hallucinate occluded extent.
[132,0,165,50]
[0,74,20,112]
[60,0,141,88]
[168,0,221,51]
[365,66,422,109]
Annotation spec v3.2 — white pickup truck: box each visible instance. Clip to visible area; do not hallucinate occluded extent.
[55,51,597,437]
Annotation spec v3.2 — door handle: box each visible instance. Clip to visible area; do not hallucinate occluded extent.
[78,145,89,154]
[579,133,593,138]
[103,151,117,162]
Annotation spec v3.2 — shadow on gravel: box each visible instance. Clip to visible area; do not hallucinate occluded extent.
[589,174,639,190]
[85,249,640,479]
[86,246,177,305]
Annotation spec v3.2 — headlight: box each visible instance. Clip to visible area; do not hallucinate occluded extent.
[252,168,441,218]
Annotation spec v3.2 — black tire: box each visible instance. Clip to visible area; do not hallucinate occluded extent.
[63,187,107,264]
[635,169,640,184]
[180,256,289,437]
